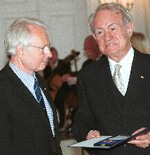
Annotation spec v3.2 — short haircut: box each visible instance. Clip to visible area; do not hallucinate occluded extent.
[4,17,48,56]
[89,2,133,33]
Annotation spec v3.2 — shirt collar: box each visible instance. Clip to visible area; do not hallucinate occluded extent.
[9,61,36,88]
[108,47,134,73]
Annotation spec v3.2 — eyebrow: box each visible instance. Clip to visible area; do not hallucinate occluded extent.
[108,23,118,27]
[94,23,118,31]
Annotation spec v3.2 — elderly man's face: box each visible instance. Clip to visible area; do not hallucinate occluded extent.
[21,25,52,74]
[93,10,133,61]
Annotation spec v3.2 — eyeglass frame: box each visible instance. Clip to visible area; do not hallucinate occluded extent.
[30,43,52,54]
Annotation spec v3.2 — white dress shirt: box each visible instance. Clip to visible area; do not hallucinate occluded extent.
[108,47,134,94]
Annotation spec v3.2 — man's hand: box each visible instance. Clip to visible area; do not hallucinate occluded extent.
[128,127,150,148]
[62,74,77,85]
[86,130,100,140]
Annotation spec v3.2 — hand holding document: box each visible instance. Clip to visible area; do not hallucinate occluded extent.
[69,128,150,150]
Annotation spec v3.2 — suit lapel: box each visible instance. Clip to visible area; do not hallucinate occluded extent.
[99,57,125,112]
[36,74,59,136]
[5,65,53,136]
[100,56,124,94]
[124,50,146,108]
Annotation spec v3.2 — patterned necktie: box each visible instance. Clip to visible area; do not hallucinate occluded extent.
[34,78,55,136]
[113,64,125,95]
[34,78,46,111]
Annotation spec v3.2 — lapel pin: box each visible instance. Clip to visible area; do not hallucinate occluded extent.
[140,75,144,79]
[44,88,47,90]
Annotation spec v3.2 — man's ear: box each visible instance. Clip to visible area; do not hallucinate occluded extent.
[16,44,24,57]
[127,22,133,37]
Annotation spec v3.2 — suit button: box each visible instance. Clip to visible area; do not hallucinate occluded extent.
[53,150,57,154]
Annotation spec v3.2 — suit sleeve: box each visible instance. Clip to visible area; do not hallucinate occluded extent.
[0,87,12,155]
[72,73,97,142]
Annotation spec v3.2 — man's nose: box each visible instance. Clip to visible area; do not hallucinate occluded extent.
[44,47,52,58]
[48,50,52,58]
[104,31,112,41]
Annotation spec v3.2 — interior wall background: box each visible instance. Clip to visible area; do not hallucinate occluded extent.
[0,0,88,71]
[0,0,149,71]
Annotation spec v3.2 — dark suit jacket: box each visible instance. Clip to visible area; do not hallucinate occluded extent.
[72,49,150,155]
[82,59,95,69]
[0,64,62,155]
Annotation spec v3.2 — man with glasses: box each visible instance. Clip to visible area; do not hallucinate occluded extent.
[0,17,62,155]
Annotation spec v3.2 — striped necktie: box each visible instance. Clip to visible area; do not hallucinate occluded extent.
[113,64,125,96]
[34,78,55,136]
[34,78,46,110]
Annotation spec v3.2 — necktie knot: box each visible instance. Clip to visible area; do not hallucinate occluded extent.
[115,64,121,70]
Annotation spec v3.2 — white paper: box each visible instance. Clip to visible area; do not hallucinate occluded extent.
[68,136,111,148]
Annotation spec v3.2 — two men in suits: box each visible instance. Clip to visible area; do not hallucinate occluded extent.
[72,3,150,155]
[0,17,62,155]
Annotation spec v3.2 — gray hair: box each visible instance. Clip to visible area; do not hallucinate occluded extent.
[4,17,48,55]
[89,3,133,33]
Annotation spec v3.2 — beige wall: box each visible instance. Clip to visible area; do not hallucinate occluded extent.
[0,0,88,71]
[0,0,150,70]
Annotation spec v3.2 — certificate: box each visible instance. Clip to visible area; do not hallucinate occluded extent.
[69,128,149,149]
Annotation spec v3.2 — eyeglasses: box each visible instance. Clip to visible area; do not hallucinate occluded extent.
[30,44,52,54]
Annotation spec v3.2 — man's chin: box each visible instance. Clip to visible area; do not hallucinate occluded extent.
[104,51,114,57]
[37,64,47,71]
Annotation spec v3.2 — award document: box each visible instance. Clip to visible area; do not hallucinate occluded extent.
[69,128,149,149]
